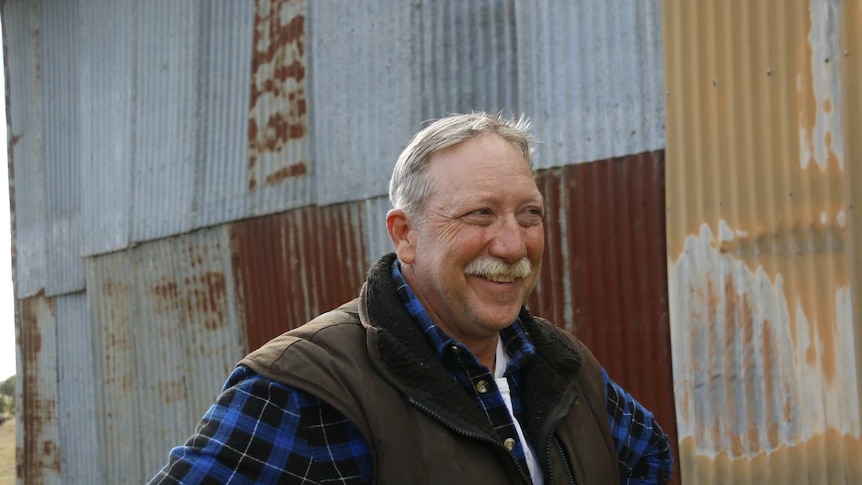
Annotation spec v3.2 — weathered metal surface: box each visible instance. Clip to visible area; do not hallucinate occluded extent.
[42,0,85,296]
[130,0,201,243]
[231,204,368,351]
[86,225,247,483]
[55,292,103,484]
[79,0,134,256]
[19,294,61,485]
[247,0,312,215]
[5,0,47,299]
[361,196,394,268]
[517,0,665,170]
[417,0,520,118]
[664,0,862,482]
[195,0,255,228]
[309,0,419,205]
[843,0,862,430]
[529,152,680,483]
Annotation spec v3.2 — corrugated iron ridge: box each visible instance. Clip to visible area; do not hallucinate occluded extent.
[55,292,103,483]
[131,1,201,244]
[6,0,47,299]
[42,0,85,296]
[664,0,862,482]
[516,0,665,170]
[418,0,519,117]
[231,203,369,351]
[529,150,679,483]
[842,0,862,447]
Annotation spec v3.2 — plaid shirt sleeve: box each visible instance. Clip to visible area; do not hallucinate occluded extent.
[604,368,674,484]
[149,365,373,484]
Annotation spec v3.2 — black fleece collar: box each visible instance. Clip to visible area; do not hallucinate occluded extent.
[361,253,584,445]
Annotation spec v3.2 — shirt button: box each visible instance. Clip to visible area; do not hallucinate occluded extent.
[449,345,461,355]
[475,380,489,394]
[503,438,516,451]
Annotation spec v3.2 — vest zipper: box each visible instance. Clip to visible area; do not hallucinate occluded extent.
[552,430,578,484]
[408,397,533,485]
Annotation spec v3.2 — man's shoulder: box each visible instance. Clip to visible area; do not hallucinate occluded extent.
[240,298,365,377]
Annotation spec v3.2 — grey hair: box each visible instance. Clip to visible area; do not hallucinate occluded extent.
[389,111,535,220]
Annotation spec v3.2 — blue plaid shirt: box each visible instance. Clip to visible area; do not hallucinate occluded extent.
[151,263,672,484]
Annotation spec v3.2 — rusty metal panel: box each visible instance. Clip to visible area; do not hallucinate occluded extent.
[87,251,140,483]
[79,0,134,256]
[195,0,255,228]
[516,0,665,169]
[362,196,393,268]
[664,0,862,482]
[528,152,680,484]
[309,0,420,204]
[42,0,85,296]
[246,0,313,215]
[417,0,520,118]
[843,0,862,432]
[87,224,247,483]
[130,0,201,243]
[231,203,368,351]
[55,292,103,484]
[5,0,47,299]
[19,294,62,485]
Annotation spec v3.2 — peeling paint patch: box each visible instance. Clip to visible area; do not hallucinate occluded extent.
[248,0,308,191]
[798,0,844,171]
[671,224,859,478]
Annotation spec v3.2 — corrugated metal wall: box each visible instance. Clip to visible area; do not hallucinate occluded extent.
[4,0,677,482]
[664,0,862,482]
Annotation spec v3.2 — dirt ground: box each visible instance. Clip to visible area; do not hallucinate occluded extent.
[0,417,15,485]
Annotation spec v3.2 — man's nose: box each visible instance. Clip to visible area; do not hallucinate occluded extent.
[488,216,528,263]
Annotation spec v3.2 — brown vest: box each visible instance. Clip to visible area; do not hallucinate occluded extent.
[242,254,620,484]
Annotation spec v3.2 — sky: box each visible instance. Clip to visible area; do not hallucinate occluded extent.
[1,18,16,382]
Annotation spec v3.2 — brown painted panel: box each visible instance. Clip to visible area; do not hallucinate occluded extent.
[530,150,680,483]
[231,204,369,351]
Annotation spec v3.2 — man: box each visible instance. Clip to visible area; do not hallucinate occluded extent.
[151,112,673,484]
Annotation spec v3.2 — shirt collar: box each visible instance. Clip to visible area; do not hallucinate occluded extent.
[391,259,536,375]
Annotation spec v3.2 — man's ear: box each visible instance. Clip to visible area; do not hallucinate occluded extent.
[386,209,416,264]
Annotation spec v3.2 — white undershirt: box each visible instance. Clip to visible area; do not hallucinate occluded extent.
[494,338,544,485]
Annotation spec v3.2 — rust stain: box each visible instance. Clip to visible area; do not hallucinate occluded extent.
[151,281,179,315]
[20,296,62,481]
[186,271,227,331]
[10,132,23,146]
[248,0,308,189]
[157,380,188,404]
[265,161,307,186]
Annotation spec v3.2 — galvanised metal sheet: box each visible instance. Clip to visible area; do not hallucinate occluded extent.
[5,0,48,299]
[87,251,140,483]
[55,292,103,484]
[246,0,313,216]
[417,0,520,118]
[87,225,247,483]
[79,0,134,256]
[361,196,394,268]
[130,0,201,243]
[231,203,368,351]
[19,294,62,485]
[516,0,666,169]
[528,152,680,483]
[310,0,420,205]
[664,0,862,482]
[42,0,85,296]
[195,0,255,228]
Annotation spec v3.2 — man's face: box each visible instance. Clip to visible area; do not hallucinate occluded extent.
[398,134,545,345]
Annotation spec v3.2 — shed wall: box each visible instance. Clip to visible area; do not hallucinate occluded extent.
[664,0,862,482]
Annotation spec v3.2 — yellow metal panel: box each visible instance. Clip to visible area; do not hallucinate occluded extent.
[664,0,861,482]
